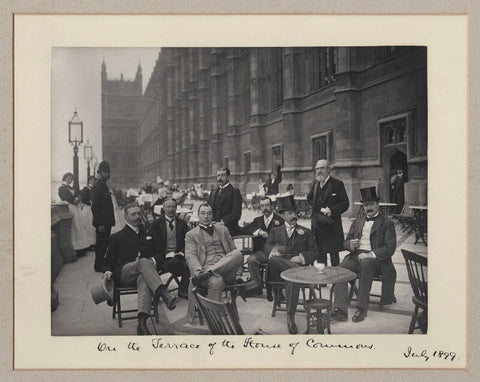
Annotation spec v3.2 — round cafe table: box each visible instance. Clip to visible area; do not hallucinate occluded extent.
[281,266,356,334]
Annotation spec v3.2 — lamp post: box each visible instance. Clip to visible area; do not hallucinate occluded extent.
[92,155,98,176]
[68,109,83,194]
[84,140,93,180]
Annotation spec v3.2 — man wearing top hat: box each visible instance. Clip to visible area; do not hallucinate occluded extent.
[331,186,397,323]
[307,159,349,267]
[264,195,317,334]
[91,161,115,272]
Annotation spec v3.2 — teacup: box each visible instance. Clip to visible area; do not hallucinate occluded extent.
[313,261,325,272]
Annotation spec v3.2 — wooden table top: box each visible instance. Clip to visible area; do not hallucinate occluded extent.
[281,266,356,285]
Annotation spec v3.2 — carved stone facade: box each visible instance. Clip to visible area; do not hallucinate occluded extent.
[107,47,428,212]
[101,60,142,189]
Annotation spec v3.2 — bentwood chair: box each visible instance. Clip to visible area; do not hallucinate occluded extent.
[401,249,428,334]
[193,287,245,335]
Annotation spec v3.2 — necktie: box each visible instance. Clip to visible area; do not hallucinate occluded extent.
[288,225,296,238]
[201,225,214,236]
[167,219,174,231]
[366,216,376,222]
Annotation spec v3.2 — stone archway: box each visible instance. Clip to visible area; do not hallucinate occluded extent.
[387,150,408,203]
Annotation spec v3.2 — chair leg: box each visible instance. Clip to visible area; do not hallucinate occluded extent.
[408,305,419,334]
[112,291,118,319]
[117,294,123,328]
[271,287,278,317]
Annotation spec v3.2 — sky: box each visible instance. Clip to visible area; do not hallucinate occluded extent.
[51,47,160,184]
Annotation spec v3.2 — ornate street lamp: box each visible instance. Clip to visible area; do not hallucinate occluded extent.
[68,108,83,194]
[92,155,98,175]
[84,139,93,179]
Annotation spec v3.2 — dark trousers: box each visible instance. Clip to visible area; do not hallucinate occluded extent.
[247,250,268,286]
[267,257,301,315]
[315,234,339,266]
[161,255,190,294]
[94,225,111,269]
[333,254,382,313]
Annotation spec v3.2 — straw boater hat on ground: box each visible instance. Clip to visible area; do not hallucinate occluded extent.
[90,277,114,305]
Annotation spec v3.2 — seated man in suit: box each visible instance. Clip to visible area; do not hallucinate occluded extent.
[185,203,244,302]
[264,196,317,335]
[331,187,397,323]
[150,197,190,299]
[242,196,284,295]
[207,167,242,236]
[103,203,178,335]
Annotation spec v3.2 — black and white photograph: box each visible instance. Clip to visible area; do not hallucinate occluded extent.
[50,46,428,337]
[13,14,467,370]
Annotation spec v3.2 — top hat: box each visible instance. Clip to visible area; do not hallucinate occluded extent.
[97,161,110,173]
[360,186,380,203]
[276,195,296,212]
[90,276,114,305]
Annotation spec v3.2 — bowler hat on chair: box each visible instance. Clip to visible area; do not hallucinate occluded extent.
[360,186,380,203]
[276,195,296,212]
[90,276,114,305]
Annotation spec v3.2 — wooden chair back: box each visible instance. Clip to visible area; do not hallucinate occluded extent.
[193,287,244,335]
[401,249,428,306]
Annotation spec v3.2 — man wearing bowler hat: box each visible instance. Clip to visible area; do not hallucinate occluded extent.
[91,161,115,272]
[264,195,317,334]
[331,186,397,323]
[307,159,349,267]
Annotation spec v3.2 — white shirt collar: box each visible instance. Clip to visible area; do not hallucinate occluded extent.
[127,223,139,234]
[264,212,273,226]
[285,221,296,230]
[321,176,330,187]
[220,183,230,190]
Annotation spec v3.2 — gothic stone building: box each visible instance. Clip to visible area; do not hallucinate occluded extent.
[102,47,427,214]
[101,60,142,189]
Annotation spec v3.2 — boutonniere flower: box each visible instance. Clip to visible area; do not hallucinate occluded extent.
[296,228,305,235]
[274,220,280,226]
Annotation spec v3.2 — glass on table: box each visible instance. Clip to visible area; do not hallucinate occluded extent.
[313,260,325,273]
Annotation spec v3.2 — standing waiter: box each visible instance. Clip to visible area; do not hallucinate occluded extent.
[91,161,115,272]
[307,159,349,267]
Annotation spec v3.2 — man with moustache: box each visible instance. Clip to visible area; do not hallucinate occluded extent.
[331,187,397,323]
[91,161,115,272]
[104,203,178,335]
[150,197,190,299]
[208,168,242,236]
[185,204,244,305]
[264,196,317,334]
[307,159,349,267]
[241,197,284,295]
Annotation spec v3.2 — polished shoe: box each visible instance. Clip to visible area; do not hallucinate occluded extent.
[155,285,178,310]
[235,280,248,302]
[137,316,151,335]
[287,314,298,335]
[352,308,367,323]
[331,307,348,321]
[191,271,212,287]
[244,280,263,297]
[266,285,273,302]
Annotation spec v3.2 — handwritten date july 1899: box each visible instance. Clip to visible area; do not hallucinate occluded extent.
[403,346,457,362]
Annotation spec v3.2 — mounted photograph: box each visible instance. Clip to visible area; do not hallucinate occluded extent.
[50,46,428,337]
